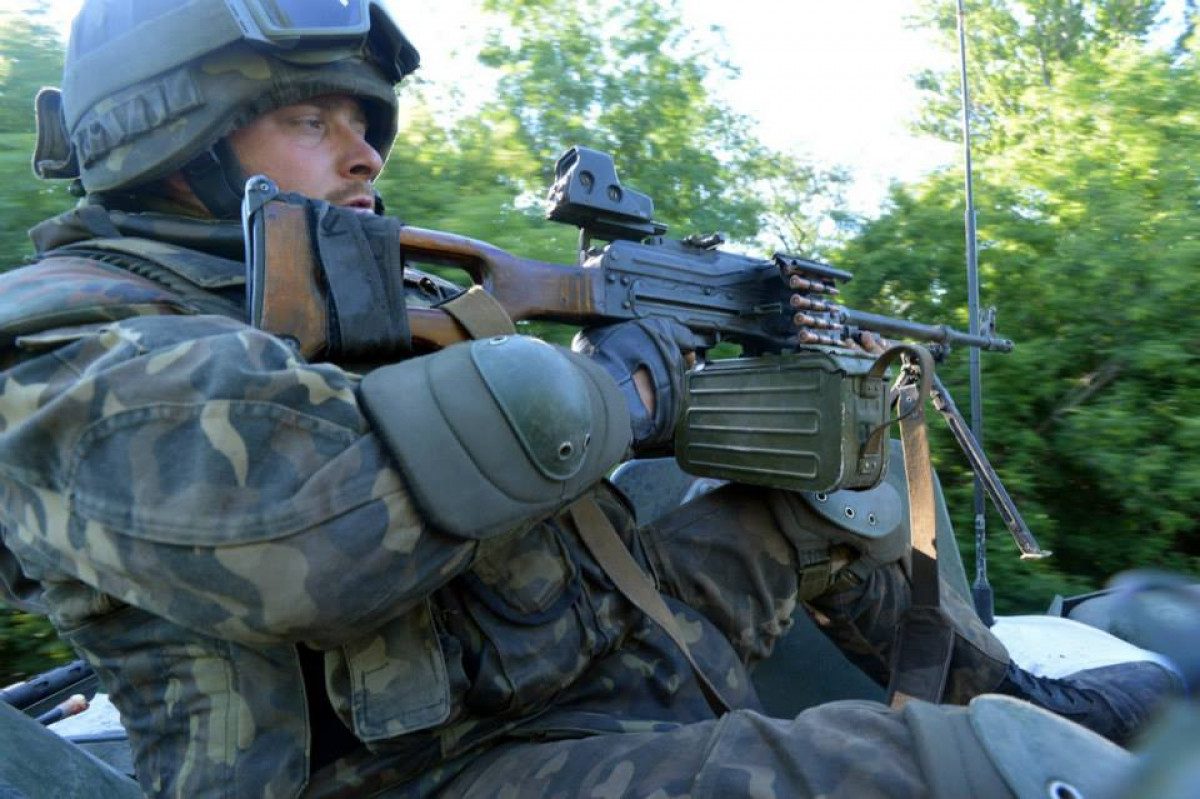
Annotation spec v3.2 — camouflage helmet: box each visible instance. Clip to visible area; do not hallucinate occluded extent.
[33,0,419,216]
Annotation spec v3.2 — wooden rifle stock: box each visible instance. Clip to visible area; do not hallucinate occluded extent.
[252,201,328,358]
[400,227,604,349]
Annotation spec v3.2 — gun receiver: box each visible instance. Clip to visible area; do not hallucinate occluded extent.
[542,147,1013,356]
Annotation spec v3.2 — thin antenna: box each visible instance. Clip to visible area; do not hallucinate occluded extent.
[955,0,994,625]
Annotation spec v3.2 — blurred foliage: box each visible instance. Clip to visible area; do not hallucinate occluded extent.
[0,607,73,685]
[842,9,1200,612]
[0,4,76,684]
[383,0,844,256]
[376,0,843,344]
[1,0,1198,680]
[0,5,74,267]
[476,0,767,238]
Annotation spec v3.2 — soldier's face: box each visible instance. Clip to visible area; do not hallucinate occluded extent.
[228,94,383,211]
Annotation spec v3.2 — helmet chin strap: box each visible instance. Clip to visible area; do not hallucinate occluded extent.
[181,139,246,220]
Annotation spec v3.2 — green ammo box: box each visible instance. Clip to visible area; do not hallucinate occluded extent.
[675,351,889,493]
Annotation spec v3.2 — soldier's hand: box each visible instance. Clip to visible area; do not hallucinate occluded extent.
[572,318,701,454]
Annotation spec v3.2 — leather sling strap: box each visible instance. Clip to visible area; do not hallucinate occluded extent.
[886,360,956,708]
[438,286,517,339]
[568,498,733,716]
[899,383,940,610]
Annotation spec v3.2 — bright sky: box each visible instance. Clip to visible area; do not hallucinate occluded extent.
[34,0,1190,216]
[381,0,967,215]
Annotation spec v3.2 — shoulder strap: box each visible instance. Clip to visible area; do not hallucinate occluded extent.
[444,292,724,710]
[50,239,244,320]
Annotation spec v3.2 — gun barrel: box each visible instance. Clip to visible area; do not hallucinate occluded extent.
[842,308,1013,352]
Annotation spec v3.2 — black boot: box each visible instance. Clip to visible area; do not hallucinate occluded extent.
[993,659,1183,745]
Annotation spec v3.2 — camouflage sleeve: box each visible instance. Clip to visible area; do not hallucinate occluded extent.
[641,484,1011,699]
[0,314,478,647]
[638,482,914,667]
[804,562,912,685]
[808,565,1012,702]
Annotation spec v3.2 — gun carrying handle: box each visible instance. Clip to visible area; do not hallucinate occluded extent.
[860,344,935,456]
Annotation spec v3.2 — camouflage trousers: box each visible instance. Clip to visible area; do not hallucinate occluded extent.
[643,482,1013,706]
[436,702,999,799]
[809,562,1012,703]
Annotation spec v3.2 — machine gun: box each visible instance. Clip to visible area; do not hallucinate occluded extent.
[540,147,1011,357]
[243,147,1047,558]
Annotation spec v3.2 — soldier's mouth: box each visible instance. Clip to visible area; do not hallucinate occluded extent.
[342,196,375,213]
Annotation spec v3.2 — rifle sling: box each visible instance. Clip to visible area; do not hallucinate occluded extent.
[438,286,516,339]
[887,382,955,708]
[568,498,732,717]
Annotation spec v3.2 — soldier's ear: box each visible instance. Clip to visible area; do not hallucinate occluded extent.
[33,88,80,181]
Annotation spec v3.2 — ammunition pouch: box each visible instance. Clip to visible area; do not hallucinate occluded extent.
[675,351,889,493]
[359,335,631,539]
[339,601,451,741]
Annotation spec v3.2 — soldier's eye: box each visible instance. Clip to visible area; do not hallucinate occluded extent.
[284,116,328,146]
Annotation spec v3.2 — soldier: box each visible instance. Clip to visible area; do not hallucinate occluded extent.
[0,1,1179,797]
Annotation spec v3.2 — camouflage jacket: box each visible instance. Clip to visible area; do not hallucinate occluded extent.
[0,203,834,798]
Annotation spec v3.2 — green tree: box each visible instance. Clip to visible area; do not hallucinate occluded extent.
[377,0,844,342]
[912,0,1163,151]
[475,0,838,248]
[989,44,1200,580]
[478,0,758,238]
[841,40,1200,612]
[1174,0,1198,54]
[379,97,576,262]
